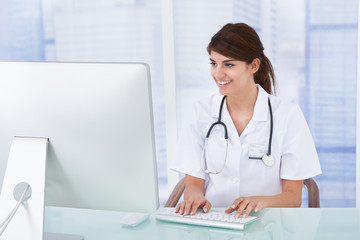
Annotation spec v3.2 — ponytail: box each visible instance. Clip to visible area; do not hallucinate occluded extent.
[255,53,276,94]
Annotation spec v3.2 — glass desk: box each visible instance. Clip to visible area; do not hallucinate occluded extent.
[44,207,360,240]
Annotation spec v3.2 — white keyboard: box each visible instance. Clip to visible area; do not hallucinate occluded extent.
[155,209,258,230]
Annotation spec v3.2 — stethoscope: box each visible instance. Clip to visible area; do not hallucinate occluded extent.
[200,95,274,174]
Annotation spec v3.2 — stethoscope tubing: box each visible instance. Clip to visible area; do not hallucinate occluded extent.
[201,95,274,174]
[205,95,228,139]
[267,97,273,156]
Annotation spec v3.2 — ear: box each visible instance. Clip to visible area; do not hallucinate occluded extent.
[249,58,261,74]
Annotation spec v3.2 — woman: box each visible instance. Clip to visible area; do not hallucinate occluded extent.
[170,23,321,218]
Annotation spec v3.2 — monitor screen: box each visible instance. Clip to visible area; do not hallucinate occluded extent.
[0,61,159,213]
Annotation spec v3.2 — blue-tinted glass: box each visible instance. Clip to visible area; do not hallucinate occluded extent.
[0,0,44,61]
[303,0,357,207]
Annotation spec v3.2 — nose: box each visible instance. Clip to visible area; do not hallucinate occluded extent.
[212,65,225,79]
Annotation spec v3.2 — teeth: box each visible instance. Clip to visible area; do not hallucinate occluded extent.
[218,80,231,85]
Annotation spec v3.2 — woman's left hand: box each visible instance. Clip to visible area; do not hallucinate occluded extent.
[225,196,264,218]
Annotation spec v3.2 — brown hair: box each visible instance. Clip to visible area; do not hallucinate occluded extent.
[207,23,275,94]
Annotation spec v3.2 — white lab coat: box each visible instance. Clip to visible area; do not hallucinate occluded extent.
[170,85,322,207]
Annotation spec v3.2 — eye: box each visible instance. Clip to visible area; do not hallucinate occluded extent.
[225,63,234,67]
[210,61,217,66]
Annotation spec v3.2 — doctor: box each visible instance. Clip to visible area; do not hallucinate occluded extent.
[170,23,321,218]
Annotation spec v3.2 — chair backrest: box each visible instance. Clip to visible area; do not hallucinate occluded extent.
[303,178,320,208]
[164,177,186,207]
[165,177,320,208]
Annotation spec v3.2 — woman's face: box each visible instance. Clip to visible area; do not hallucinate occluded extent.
[210,51,258,96]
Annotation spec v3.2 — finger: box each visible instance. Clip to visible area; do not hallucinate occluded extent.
[225,198,243,214]
[177,202,185,215]
[225,198,242,213]
[242,203,255,218]
[190,199,203,215]
[225,205,236,214]
[202,201,211,213]
[232,198,244,209]
[175,203,180,213]
[236,200,249,218]
[184,200,194,216]
[254,202,262,213]
[175,201,185,213]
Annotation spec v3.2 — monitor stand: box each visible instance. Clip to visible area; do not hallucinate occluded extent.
[0,137,48,240]
[44,232,84,240]
[0,137,84,240]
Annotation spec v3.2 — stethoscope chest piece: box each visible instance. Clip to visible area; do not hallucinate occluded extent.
[262,154,275,167]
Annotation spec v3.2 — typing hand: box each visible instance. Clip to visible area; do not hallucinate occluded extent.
[225,196,263,218]
[175,195,212,216]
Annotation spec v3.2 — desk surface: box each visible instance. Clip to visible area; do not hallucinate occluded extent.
[44,207,360,240]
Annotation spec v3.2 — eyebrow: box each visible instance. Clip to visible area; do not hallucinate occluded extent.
[209,58,235,63]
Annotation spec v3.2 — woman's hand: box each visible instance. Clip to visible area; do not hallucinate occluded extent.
[225,179,304,218]
[175,195,212,216]
[175,175,212,216]
[225,196,264,218]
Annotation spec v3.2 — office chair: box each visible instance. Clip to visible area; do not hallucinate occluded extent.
[165,177,320,208]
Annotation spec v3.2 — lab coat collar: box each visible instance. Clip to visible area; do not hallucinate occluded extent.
[253,84,270,122]
[210,84,269,122]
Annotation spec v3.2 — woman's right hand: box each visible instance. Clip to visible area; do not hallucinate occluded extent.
[175,195,212,216]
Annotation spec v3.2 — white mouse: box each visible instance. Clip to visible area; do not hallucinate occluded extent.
[121,213,150,227]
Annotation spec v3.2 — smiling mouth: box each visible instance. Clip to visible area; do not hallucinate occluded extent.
[217,80,232,85]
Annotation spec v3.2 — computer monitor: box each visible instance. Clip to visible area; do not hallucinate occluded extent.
[0,61,159,213]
